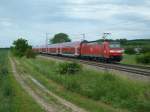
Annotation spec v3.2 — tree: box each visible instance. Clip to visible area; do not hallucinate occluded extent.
[124,47,136,55]
[50,33,71,44]
[11,38,35,58]
[116,38,128,45]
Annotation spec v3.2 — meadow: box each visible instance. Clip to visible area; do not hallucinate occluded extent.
[121,54,150,66]
[0,49,44,112]
[121,39,150,66]
[121,54,137,65]
[16,56,150,112]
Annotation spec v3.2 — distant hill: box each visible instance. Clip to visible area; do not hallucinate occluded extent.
[95,39,150,47]
[122,39,150,47]
[0,48,10,49]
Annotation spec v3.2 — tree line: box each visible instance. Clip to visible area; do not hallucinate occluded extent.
[10,33,71,58]
[10,33,150,64]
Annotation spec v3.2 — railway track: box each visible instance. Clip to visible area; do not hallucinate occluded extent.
[40,54,150,77]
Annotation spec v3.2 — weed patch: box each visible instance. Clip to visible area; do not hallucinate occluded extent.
[20,57,150,112]
[57,61,82,74]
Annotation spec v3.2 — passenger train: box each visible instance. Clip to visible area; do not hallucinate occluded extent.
[33,40,124,62]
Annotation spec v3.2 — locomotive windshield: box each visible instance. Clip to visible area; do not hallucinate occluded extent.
[109,42,120,48]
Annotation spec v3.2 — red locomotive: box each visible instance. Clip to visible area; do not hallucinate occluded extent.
[33,40,124,62]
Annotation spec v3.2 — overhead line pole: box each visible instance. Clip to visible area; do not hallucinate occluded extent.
[46,32,49,52]
[102,33,111,40]
[81,33,85,41]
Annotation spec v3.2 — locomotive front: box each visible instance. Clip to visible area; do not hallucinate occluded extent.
[108,42,124,62]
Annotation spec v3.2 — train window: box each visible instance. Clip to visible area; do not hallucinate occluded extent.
[109,42,120,48]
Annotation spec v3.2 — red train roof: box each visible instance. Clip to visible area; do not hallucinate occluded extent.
[48,41,82,48]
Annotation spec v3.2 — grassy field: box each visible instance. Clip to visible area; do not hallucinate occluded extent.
[121,54,137,65]
[0,49,45,112]
[121,54,150,66]
[16,56,150,112]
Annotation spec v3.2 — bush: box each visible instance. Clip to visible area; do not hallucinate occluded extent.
[11,38,35,58]
[125,47,136,54]
[57,61,82,74]
[25,49,36,58]
[136,53,150,64]
[140,47,150,54]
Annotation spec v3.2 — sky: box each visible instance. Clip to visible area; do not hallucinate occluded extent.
[0,0,150,47]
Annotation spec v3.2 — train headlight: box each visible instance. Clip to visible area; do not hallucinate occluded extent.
[110,50,124,53]
[110,50,116,53]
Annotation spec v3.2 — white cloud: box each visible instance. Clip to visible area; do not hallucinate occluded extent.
[0,18,13,27]
[63,4,119,20]
[0,0,150,47]
[62,1,150,21]
[1,21,12,27]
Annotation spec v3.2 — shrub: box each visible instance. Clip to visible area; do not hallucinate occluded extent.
[25,49,36,58]
[57,61,82,74]
[140,47,150,54]
[11,38,35,58]
[11,38,32,57]
[136,53,150,64]
[125,47,136,54]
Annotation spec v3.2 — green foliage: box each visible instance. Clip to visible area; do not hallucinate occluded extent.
[125,47,136,54]
[22,58,150,112]
[0,50,12,112]
[121,54,137,65]
[50,33,71,44]
[63,77,81,92]
[11,38,36,58]
[140,46,150,54]
[11,38,31,57]
[136,53,150,64]
[57,61,82,74]
[123,39,150,46]
[0,49,45,112]
[116,38,128,45]
[25,48,36,58]
[96,39,150,47]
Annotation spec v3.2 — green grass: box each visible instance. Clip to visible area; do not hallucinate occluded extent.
[121,54,137,65]
[0,49,45,112]
[16,57,150,112]
[16,58,122,112]
[121,54,150,66]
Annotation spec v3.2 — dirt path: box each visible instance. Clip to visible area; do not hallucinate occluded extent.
[28,75,87,112]
[10,58,59,112]
[10,57,87,112]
